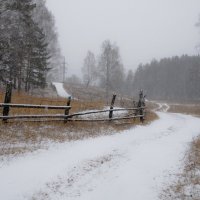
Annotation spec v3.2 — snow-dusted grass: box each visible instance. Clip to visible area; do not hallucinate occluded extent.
[0,112,200,200]
[0,121,116,161]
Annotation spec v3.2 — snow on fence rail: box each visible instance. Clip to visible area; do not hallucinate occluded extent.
[0,82,146,123]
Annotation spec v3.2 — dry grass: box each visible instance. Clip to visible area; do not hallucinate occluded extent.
[168,103,200,117]
[0,91,104,115]
[63,83,137,107]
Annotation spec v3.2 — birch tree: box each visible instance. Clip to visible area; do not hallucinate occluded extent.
[82,51,96,87]
[98,40,124,99]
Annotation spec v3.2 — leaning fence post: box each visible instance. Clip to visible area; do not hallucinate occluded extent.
[64,96,71,122]
[109,94,116,120]
[3,81,12,122]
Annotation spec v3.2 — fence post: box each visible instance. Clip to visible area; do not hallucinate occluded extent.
[138,90,145,123]
[3,81,12,122]
[109,94,117,120]
[64,96,71,122]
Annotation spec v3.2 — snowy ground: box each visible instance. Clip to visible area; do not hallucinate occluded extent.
[0,104,200,200]
[77,106,128,120]
[52,82,70,98]
[153,102,170,112]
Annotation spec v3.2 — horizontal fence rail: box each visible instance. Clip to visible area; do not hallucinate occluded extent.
[0,103,71,110]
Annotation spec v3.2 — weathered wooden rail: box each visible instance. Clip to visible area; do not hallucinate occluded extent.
[0,82,146,123]
[0,103,71,110]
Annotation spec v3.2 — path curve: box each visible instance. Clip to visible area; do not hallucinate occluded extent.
[153,102,170,112]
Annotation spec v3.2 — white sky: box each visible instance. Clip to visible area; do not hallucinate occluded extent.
[46,0,200,77]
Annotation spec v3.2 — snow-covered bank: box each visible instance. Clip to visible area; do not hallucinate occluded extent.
[0,111,200,200]
[52,82,70,98]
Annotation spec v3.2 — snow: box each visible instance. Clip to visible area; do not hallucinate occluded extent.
[153,102,170,112]
[77,106,128,119]
[0,105,200,199]
[52,82,70,98]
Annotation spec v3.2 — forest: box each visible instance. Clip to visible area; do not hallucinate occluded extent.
[0,0,62,92]
[132,55,200,102]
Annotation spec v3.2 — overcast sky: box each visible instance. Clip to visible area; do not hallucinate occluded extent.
[46,0,200,77]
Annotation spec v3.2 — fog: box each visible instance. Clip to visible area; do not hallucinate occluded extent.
[46,0,200,77]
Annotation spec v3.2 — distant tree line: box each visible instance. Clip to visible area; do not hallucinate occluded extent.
[82,42,200,102]
[132,55,200,102]
[0,0,62,92]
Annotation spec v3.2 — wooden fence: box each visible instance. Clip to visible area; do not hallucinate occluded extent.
[0,82,146,123]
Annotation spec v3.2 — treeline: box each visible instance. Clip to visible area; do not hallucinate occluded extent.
[78,42,200,102]
[132,55,200,101]
[0,0,62,92]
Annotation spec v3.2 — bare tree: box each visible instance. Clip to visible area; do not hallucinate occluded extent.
[82,51,96,87]
[98,40,124,101]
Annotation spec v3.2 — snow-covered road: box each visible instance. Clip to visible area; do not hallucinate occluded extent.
[0,108,200,200]
[153,102,170,112]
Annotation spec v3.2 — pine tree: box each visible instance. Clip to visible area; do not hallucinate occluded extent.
[0,0,50,91]
[33,0,63,82]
